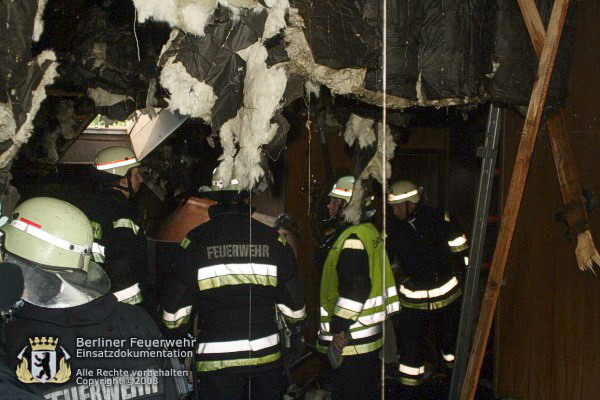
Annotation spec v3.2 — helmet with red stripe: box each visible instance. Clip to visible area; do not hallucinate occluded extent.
[94,146,140,177]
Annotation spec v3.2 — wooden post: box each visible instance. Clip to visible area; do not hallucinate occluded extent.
[459,0,572,398]
[518,0,600,273]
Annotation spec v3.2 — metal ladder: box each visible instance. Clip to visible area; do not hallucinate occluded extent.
[448,104,502,400]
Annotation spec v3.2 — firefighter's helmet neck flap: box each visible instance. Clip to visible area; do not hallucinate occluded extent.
[0,197,110,308]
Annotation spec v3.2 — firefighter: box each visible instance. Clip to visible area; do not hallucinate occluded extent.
[0,197,178,400]
[0,262,44,400]
[159,168,306,400]
[386,180,469,389]
[317,176,399,400]
[82,146,149,308]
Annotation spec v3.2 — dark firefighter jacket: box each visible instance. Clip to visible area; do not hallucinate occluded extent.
[386,205,469,310]
[159,202,306,374]
[0,361,43,400]
[317,222,399,356]
[82,187,148,306]
[1,294,178,400]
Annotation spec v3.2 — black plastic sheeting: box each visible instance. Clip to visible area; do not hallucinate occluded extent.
[490,0,576,109]
[159,7,268,131]
[0,0,43,129]
[292,0,380,69]
[294,0,575,107]
[37,0,170,120]
[160,6,291,131]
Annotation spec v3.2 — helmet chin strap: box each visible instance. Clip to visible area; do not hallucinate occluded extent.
[112,173,136,201]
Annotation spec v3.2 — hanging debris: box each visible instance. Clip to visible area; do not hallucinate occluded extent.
[216,41,288,190]
[0,51,59,169]
[158,6,269,129]
[344,116,396,225]
[344,114,376,149]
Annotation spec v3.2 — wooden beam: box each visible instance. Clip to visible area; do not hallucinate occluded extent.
[518,0,599,272]
[459,0,573,398]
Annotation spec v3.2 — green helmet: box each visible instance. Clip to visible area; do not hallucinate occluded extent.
[329,176,355,202]
[1,197,110,308]
[388,180,422,204]
[94,146,140,177]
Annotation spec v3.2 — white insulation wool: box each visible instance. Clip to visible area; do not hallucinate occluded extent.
[0,50,59,169]
[159,57,217,122]
[134,0,265,37]
[32,0,47,41]
[217,41,287,190]
[304,80,321,98]
[133,0,217,37]
[344,114,376,149]
[87,87,132,107]
[0,103,16,143]
[285,8,365,95]
[262,0,289,40]
[344,122,396,225]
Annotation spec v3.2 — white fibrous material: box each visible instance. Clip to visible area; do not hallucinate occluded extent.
[133,0,217,37]
[134,0,264,36]
[32,0,47,41]
[344,122,396,225]
[217,41,287,190]
[0,103,16,143]
[0,51,59,169]
[221,0,261,14]
[263,0,289,40]
[87,87,132,107]
[285,8,365,95]
[159,57,217,122]
[304,80,321,98]
[344,114,376,149]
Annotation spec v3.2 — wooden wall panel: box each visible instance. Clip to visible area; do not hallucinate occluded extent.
[496,0,600,398]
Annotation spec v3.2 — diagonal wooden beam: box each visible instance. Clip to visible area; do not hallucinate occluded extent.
[518,0,600,273]
[459,0,573,398]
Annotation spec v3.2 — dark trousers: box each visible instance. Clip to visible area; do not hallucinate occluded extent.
[197,368,283,400]
[330,351,381,400]
[396,300,460,385]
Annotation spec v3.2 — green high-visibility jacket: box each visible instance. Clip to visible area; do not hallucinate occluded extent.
[318,223,400,356]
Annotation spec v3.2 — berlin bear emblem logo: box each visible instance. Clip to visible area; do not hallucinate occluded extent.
[16,337,71,384]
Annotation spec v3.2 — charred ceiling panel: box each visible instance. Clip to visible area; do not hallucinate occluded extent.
[489,0,576,110]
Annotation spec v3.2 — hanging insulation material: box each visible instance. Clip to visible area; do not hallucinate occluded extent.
[344,113,376,149]
[216,41,288,190]
[343,117,396,225]
[157,7,269,129]
[133,0,262,38]
[0,0,56,168]
[153,2,294,191]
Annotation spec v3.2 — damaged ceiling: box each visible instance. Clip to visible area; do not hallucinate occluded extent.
[0,0,577,203]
